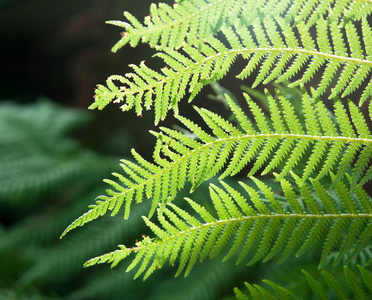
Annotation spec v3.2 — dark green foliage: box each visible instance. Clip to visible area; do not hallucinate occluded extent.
[0,100,111,203]
[0,100,123,298]
[235,266,372,300]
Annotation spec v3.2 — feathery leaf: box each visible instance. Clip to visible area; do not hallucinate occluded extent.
[83,178,372,278]
[64,88,372,237]
[91,16,372,122]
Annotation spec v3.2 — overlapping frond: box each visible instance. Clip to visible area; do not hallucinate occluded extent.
[235,265,372,300]
[63,89,372,237]
[109,0,372,52]
[91,16,372,123]
[83,178,372,279]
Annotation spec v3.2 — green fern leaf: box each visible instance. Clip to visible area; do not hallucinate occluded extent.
[91,15,372,122]
[83,177,372,278]
[63,88,372,237]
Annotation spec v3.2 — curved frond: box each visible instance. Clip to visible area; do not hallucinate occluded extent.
[63,89,372,237]
[91,17,372,122]
[235,265,372,300]
[83,178,372,279]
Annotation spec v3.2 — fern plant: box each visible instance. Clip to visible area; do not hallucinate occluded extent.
[62,0,372,298]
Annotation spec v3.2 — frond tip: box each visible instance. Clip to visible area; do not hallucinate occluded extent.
[83,178,372,279]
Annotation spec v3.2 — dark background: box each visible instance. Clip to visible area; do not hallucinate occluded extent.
[0,0,163,106]
[0,0,191,161]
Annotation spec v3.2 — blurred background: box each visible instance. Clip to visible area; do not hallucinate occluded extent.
[0,1,262,299]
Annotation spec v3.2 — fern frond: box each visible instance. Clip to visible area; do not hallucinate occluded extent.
[109,0,372,52]
[91,17,372,122]
[65,89,372,236]
[235,266,372,299]
[83,178,372,278]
